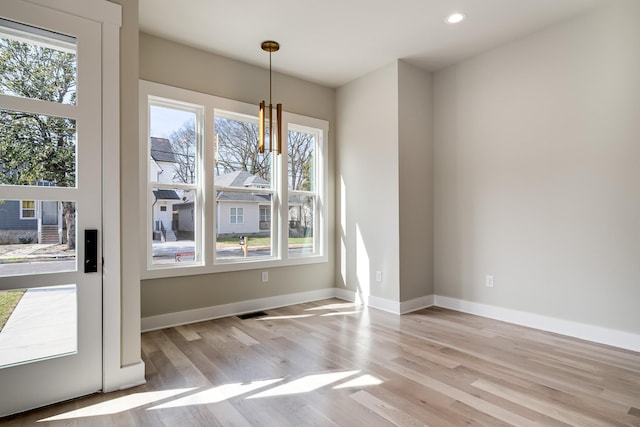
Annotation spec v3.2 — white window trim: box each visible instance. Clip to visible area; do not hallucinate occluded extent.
[20,200,36,219]
[140,80,328,279]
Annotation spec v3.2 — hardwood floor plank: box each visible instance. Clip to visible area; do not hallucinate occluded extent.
[384,357,539,426]
[175,324,202,342]
[2,299,639,426]
[472,378,624,427]
[350,390,427,427]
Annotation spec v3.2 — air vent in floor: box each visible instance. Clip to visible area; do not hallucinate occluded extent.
[237,311,268,320]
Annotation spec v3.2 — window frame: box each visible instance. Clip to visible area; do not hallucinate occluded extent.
[140,80,328,278]
[144,96,203,269]
[259,205,270,223]
[229,207,244,225]
[20,200,36,219]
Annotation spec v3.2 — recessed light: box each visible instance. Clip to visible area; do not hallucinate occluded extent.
[446,12,466,24]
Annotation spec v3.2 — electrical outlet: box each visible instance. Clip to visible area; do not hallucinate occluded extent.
[486,275,494,288]
[375,271,382,283]
[261,271,269,283]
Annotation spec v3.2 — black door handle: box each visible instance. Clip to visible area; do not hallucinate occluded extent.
[85,229,98,273]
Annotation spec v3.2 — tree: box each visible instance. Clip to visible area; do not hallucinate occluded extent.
[213,117,315,188]
[287,131,315,236]
[168,120,196,184]
[166,115,315,237]
[214,116,271,180]
[0,38,78,248]
[288,131,314,191]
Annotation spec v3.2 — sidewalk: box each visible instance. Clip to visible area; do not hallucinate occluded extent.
[0,285,77,367]
[0,244,75,262]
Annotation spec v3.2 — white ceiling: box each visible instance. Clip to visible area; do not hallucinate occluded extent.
[139,0,608,88]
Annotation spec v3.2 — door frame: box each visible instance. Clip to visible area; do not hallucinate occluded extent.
[24,0,145,393]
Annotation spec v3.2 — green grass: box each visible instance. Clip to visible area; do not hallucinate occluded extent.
[216,236,312,248]
[0,290,26,332]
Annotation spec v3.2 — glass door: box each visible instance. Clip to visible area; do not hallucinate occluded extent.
[0,1,103,416]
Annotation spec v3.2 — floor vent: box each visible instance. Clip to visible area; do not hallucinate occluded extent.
[237,311,268,320]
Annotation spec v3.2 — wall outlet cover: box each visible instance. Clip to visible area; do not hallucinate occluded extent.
[486,275,494,288]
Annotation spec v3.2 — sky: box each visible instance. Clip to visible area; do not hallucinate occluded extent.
[150,105,195,139]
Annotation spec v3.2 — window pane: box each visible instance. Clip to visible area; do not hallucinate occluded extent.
[151,188,197,265]
[288,129,315,191]
[0,200,76,276]
[0,110,76,187]
[288,194,315,255]
[214,114,272,187]
[0,19,77,105]
[0,284,77,368]
[216,190,272,260]
[20,200,35,218]
[150,106,197,185]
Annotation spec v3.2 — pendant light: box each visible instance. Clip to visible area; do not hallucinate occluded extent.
[258,40,282,155]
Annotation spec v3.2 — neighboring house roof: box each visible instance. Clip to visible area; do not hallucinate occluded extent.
[153,189,180,200]
[150,137,177,163]
[216,170,271,203]
[215,170,270,188]
[217,192,271,203]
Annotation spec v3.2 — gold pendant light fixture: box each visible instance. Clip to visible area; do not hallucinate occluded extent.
[259,40,282,155]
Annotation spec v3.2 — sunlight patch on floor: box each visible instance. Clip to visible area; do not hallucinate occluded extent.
[38,388,196,422]
[321,310,363,317]
[334,374,383,389]
[36,369,385,420]
[149,379,283,409]
[257,314,314,321]
[304,302,358,311]
[247,370,360,399]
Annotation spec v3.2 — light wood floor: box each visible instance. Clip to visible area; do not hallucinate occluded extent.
[2,298,640,426]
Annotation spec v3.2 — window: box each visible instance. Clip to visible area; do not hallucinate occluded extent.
[0,19,77,189]
[146,100,201,266]
[288,126,319,256]
[259,206,270,222]
[141,80,328,277]
[214,110,274,261]
[20,200,35,219]
[229,207,244,224]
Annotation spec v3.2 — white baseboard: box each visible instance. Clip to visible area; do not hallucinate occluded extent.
[141,288,336,332]
[103,361,146,393]
[435,295,640,353]
[331,288,434,315]
[399,295,434,314]
[141,289,639,353]
[333,287,360,305]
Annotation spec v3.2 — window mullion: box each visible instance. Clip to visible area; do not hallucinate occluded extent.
[203,104,215,268]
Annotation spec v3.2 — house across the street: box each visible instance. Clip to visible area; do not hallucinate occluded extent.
[150,137,279,241]
[215,170,271,237]
[0,192,63,245]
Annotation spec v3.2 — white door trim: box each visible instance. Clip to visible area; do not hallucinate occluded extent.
[99,2,145,391]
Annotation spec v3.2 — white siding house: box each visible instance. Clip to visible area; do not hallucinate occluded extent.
[215,170,271,236]
[150,137,180,241]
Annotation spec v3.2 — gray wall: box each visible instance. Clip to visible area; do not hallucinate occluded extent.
[336,60,433,305]
[398,61,433,301]
[139,34,336,318]
[433,0,640,333]
[336,62,401,302]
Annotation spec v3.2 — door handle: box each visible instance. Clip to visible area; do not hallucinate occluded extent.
[84,229,98,273]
